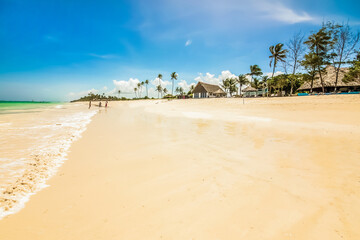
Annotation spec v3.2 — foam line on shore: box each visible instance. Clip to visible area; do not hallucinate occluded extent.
[0,110,97,219]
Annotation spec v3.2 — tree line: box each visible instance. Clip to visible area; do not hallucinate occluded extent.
[222,22,359,96]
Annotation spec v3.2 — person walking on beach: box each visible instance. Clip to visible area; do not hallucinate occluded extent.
[99,101,102,107]
[89,100,91,109]
[105,101,108,108]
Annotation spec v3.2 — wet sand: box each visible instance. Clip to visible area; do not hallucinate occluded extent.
[1,95,360,239]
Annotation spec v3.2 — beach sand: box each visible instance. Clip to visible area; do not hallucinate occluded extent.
[1,95,360,239]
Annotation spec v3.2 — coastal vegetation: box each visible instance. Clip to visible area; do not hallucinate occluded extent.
[72,21,359,102]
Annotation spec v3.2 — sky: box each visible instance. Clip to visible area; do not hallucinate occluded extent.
[0,0,359,101]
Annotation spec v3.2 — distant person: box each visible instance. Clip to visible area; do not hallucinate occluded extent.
[99,101,102,107]
[105,101,108,108]
[89,100,91,109]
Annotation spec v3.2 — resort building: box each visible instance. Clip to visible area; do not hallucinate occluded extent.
[298,65,360,93]
[193,82,226,98]
[243,86,267,97]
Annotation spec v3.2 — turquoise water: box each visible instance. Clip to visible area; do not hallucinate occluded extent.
[0,101,62,113]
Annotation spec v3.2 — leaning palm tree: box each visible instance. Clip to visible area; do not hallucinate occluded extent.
[134,88,138,98]
[156,85,162,99]
[248,65,263,84]
[163,88,168,97]
[158,74,163,88]
[304,28,333,93]
[269,43,287,96]
[145,79,149,97]
[237,74,249,96]
[170,72,178,95]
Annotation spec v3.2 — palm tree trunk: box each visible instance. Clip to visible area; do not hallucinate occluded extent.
[269,64,276,97]
[146,85,148,97]
[318,66,325,93]
[172,80,174,95]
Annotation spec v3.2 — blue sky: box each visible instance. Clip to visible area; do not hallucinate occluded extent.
[0,0,359,100]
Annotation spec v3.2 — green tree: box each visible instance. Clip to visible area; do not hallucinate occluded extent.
[117,90,121,98]
[251,78,261,89]
[301,52,320,93]
[145,79,149,98]
[343,51,360,83]
[221,78,230,96]
[158,74,163,88]
[137,82,141,98]
[134,88,138,98]
[269,43,288,96]
[237,74,249,95]
[156,85,162,99]
[248,65,263,84]
[304,26,334,93]
[170,72,178,95]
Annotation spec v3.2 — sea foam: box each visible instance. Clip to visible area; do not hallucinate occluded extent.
[0,106,97,219]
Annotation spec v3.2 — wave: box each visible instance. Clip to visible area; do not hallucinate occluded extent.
[0,109,97,219]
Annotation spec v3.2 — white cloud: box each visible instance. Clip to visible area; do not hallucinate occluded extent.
[259,2,314,24]
[177,80,196,92]
[194,70,237,85]
[185,40,192,46]
[151,78,171,88]
[112,78,141,94]
[265,71,284,78]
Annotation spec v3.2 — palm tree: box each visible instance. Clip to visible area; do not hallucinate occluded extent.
[156,85,162,99]
[145,79,149,97]
[304,27,333,93]
[221,78,230,96]
[237,74,249,96]
[269,43,287,96]
[248,65,263,84]
[170,72,178,95]
[158,74,163,88]
[117,90,121,99]
[134,88,138,98]
[179,87,184,96]
[163,88,168,96]
[141,81,144,98]
[137,83,141,98]
[261,76,269,95]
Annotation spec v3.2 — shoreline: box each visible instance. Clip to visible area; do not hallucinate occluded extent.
[0,96,360,239]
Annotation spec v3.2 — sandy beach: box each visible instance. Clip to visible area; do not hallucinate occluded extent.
[1,95,360,239]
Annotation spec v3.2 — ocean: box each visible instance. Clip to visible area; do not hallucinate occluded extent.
[0,101,97,219]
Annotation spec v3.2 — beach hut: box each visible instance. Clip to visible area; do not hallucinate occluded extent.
[243,86,258,97]
[192,82,226,98]
[298,66,360,93]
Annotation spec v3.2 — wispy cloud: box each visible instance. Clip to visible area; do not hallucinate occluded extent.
[88,53,119,59]
[44,35,60,42]
[259,2,314,24]
[185,40,192,46]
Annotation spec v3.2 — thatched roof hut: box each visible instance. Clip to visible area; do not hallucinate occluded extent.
[298,66,360,92]
[243,86,257,92]
[193,82,226,98]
